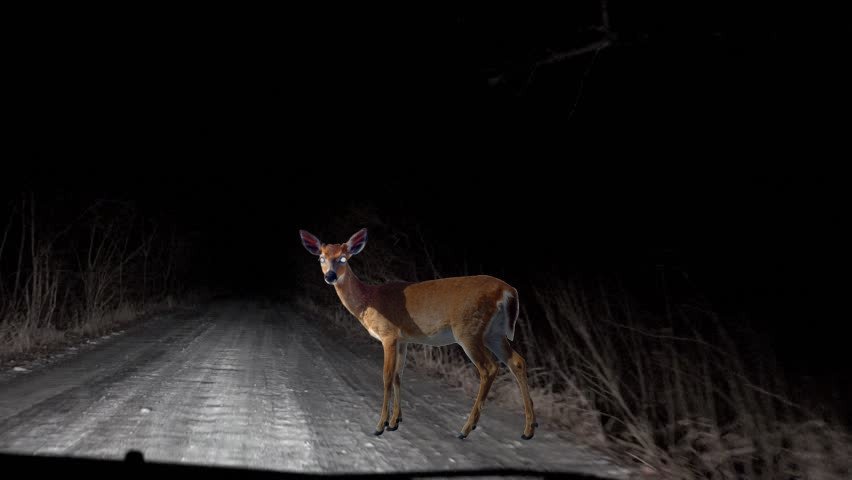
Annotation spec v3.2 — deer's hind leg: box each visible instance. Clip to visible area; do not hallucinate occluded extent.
[486,335,537,439]
[456,334,499,439]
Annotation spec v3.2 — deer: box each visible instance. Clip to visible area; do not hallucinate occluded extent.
[299,228,537,440]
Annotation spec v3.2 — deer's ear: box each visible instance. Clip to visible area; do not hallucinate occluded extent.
[346,228,367,256]
[299,230,322,256]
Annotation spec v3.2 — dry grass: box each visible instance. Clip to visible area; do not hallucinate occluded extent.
[530,283,851,479]
[1,302,145,359]
[1,196,186,363]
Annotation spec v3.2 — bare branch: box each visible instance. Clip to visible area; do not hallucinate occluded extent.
[521,39,610,95]
[534,39,610,68]
[415,225,441,280]
[0,205,15,298]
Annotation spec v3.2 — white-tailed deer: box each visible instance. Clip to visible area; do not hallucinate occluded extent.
[299,228,537,439]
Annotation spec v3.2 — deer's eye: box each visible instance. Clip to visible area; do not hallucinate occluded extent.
[339,257,347,263]
[319,257,326,264]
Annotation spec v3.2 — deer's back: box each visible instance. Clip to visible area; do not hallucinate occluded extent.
[365,275,516,340]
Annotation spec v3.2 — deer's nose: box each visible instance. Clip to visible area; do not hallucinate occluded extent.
[324,271,338,284]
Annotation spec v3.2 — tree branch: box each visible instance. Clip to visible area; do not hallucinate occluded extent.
[534,39,611,68]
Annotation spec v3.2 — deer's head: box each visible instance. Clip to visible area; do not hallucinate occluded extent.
[299,228,367,285]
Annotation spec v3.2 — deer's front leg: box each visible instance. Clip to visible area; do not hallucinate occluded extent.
[374,338,398,435]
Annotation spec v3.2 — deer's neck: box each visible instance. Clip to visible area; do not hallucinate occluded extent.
[333,267,370,321]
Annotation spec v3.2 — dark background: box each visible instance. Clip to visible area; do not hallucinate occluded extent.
[7,4,846,410]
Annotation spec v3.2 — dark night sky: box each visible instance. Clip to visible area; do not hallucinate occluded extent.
[7,4,845,388]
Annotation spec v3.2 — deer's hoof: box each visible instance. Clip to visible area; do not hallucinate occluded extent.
[521,432,534,440]
[457,433,467,440]
[386,424,399,431]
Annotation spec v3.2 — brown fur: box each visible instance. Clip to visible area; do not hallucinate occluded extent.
[305,232,537,439]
